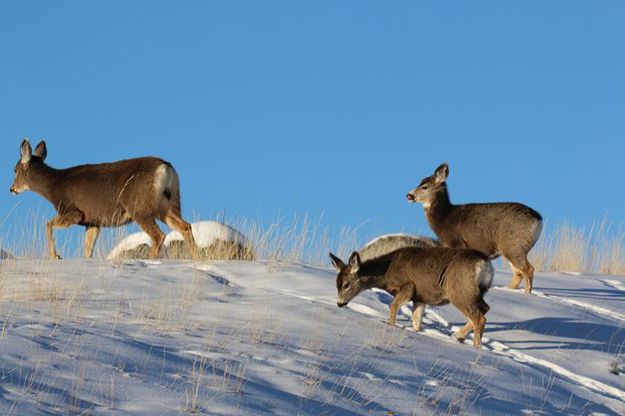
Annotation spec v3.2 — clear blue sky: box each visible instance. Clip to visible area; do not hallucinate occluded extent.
[1,2,624,250]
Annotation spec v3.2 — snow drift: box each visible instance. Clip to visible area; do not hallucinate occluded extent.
[107,220,254,260]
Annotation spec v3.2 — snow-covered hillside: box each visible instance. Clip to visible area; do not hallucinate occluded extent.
[0,259,623,415]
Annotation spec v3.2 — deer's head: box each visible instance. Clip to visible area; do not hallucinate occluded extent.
[330,251,365,307]
[406,162,449,208]
[10,139,47,195]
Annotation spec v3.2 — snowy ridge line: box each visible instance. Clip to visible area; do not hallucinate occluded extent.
[493,285,625,324]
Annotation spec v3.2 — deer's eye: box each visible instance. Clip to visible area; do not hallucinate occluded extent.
[343,283,350,290]
[420,185,429,191]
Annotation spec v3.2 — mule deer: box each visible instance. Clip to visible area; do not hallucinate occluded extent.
[330,247,493,348]
[10,139,198,260]
[406,163,542,293]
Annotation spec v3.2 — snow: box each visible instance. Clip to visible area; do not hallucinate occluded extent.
[361,233,435,250]
[107,221,251,260]
[164,220,249,248]
[0,259,623,415]
[357,233,438,262]
[106,232,153,259]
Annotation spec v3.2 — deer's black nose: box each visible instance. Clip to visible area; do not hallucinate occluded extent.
[337,302,347,308]
[407,193,415,201]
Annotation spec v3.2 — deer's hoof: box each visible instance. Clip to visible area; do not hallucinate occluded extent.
[453,333,466,343]
[524,287,532,295]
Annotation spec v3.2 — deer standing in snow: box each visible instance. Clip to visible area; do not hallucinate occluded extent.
[407,163,542,293]
[10,139,198,260]
[330,247,494,348]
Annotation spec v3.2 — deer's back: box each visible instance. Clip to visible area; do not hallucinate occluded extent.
[431,202,542,256]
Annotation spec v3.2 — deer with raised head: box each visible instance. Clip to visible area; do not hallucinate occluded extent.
[330,247,494,348]
[406,163,542,293]
[10,139,199,260]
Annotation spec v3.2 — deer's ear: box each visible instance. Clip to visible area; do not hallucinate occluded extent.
[348,251,361,273]
[34,140,47,161]
[20,139,32,164]
[434,162,449,183]
[329,252,345,270]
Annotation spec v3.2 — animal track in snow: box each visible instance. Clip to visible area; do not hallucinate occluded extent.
[602,279,625,292]
[389,299,625,405]
[493,285,625,324]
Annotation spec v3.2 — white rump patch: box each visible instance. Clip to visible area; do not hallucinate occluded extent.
[153,164,169,195]
[476,260,494,289]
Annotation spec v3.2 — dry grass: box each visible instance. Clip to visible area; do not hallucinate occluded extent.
[1,209,367,266]
[4,206,625,275]
[530,219,625,274]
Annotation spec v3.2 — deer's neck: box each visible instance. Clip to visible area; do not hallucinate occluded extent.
[28,164,61,205]
[360,273,386,290]
[425,186,454,227]
[359,259,391,290]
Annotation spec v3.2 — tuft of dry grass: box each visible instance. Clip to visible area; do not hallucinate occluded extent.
[530,219,625,274]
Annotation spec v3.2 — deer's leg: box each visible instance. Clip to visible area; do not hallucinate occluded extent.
[84,226,101,259]
[46,211,83,260]
[454,322,474,343]
[451,298,487,348]
[164,210,199,261]
[388,284,415,327]
[135,218,165,260]
[508,256,535,294]
[507,262,524,290]
[411,302,426,331]
[523,262,535,295]
[472,314,487,348]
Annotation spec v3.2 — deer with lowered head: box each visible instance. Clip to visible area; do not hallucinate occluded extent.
[330,247,494,348]
[10,139,198,260]
[407,163,542,293]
